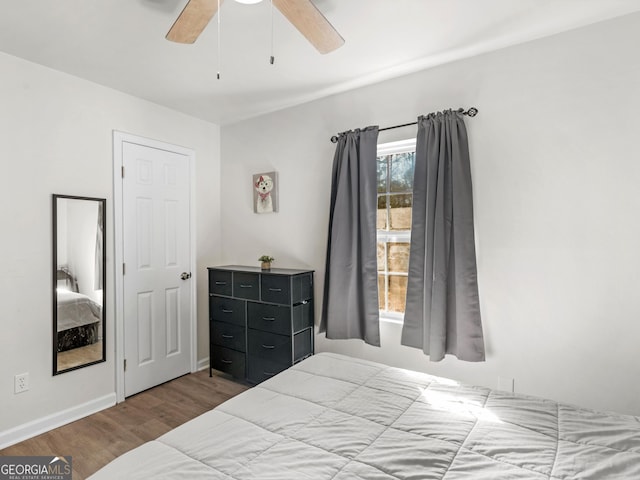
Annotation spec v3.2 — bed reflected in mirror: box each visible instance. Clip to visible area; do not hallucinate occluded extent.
[53,194,106,375]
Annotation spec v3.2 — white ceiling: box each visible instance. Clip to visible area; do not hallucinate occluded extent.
[1,0,639,125]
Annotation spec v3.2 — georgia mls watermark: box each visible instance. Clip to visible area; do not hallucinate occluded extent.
[0,456,72,480]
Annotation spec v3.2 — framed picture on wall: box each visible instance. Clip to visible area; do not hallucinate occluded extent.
[253,171,278,214]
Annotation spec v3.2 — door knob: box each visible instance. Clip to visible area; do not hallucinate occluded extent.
[180,272,192,280]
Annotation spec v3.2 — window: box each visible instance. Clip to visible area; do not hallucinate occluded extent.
[376,139,416,320]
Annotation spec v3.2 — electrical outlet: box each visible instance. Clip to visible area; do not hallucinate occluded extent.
[14,372,29,394]
[498,376,514,393]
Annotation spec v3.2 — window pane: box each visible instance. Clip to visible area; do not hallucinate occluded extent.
[387,242,410,273]
[389,194,412,230]
[377,195,388,230]
[390,152,415,192]
[377,275,386,310]
[377,141,415,318]
[388,275,408,313]
[377,155,389,193]
[377,242,385,272]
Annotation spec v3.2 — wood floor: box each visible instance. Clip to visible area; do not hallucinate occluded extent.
[0,370,250,480]
[57,341,103,372]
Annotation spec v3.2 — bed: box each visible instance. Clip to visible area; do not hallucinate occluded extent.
[89,352,640,479]
[56,268,102,352]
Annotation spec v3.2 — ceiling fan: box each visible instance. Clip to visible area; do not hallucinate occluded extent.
[166,0,344,54]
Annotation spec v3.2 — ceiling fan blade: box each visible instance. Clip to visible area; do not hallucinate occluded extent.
[166,0,224,44]
[273,0,344,54]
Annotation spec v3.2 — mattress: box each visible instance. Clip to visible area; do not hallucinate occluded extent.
[89,353,640,479]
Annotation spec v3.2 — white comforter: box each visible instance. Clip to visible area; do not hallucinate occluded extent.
[89,353,640,479]
[56,290,102,331]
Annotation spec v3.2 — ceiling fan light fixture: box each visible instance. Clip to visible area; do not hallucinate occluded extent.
[234,0,264,4]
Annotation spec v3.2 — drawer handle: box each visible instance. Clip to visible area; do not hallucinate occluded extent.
[221,334,234,339]
[268,288,282,292]
[215,281,227,285]
[222,309,233,313]
[262,316,276,322]
[261,344,275,349]
[221,359,233,364]
[239,284,253,288]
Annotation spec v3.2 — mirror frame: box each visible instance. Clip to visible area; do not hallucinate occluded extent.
[52,194,107,375]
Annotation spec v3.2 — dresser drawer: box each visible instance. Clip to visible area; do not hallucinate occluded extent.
[209,270,232,296]
[248,329,291,364]
[261,275,290,304]
[211,321,246,352]
[210,297,245,326]
[247,356,288,384]
[291,273,313,304]
[233,272,259,300]
[292,301,313,333]
[211,346,245,378]
[247,302,291,335]
[294,329,313,362]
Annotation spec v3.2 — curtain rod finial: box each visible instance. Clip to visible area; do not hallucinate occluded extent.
[466,107,478,117]
[330,135,339,143]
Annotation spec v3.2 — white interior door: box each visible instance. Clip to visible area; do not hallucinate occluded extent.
[122,141,192,397]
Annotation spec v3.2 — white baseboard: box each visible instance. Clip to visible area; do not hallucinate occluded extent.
[0,393,116,450]
[196,357,209,372]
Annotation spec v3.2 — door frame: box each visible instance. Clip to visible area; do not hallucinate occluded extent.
[112,131,197,403]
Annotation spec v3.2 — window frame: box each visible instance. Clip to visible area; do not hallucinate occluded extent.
[377,138,416,324]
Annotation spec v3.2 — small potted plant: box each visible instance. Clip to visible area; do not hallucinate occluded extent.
[258,255,274,270]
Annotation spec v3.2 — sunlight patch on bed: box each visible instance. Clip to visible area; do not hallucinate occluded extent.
[420,389,503,423]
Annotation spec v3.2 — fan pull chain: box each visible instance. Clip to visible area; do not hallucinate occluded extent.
[269,0,275,65]
[217,0,221,79]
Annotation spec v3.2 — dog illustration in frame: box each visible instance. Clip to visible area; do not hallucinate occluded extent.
[253,172,278,213]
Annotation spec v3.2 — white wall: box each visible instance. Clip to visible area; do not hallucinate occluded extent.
[62,199,99,301]
[220,12,640,416]
[0,51,220,439]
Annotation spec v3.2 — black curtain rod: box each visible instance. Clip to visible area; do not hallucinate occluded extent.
[330,107,479,143]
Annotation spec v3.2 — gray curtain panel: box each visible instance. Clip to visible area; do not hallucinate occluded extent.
[320,126,381,346]
[401,110,485,361]
[94,201,104,291]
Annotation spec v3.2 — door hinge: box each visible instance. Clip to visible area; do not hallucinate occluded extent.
[121,166,125,178]
[124,359,127,371]
[123,263,126,275]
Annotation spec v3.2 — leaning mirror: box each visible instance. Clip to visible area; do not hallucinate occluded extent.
[53,194,106,375]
